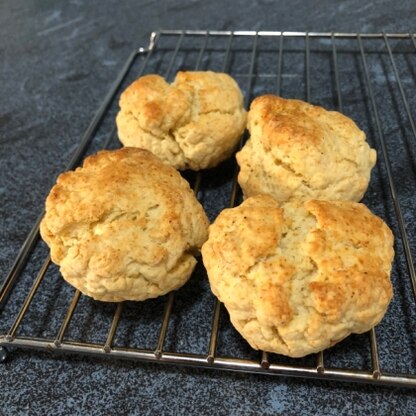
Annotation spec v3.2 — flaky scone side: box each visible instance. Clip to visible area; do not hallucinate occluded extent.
[236,95,377,202]
[202,194,394,357]
[40,148,209,302]
[116,71,247,170]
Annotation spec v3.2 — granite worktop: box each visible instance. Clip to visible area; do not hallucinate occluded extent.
[1,0,416,414]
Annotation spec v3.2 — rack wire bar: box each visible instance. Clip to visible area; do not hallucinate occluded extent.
[193,173,202,195]
[195,31,209,70]
[158,30,416,39]
[0,214,44,310]
[247,32,258,99]
[358,35,416,301]
[165,32,185,79]
[261,351,270,369]
[222,32,234,73]
[316,352,325,373]
[104,302,124,353]
[154,292,175,359]
[2,30,416,388]
[305,32,311,102]
[207,299,222,364]
[331,33,344,113]
[6,257,51,340]
[383,34,416,169]
[369,328,381,379]
[276,34,284,95]
[2,335,416,387]
[54,290,81,347]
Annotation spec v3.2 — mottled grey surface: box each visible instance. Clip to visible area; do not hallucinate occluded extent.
[2,0,416,415]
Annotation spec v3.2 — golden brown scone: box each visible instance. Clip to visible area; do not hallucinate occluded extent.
[40,148,209,302]
[236,95,377,202]
[116,71,247,170]
[202,195,394,357]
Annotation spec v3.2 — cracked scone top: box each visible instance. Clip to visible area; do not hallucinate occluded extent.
[236,95,377,202]
[116,71,247,170]
[201,195,394,357]
[40,148,209,302]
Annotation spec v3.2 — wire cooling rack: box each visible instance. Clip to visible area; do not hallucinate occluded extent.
[1,30,416,388]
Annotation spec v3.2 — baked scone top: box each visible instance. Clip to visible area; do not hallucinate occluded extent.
[40,148,209,302]
[237,95,377,202]
[202,194,394,357]
[116,71,247,170]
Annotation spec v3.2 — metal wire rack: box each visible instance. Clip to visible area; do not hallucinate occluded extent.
[1,30,416,388]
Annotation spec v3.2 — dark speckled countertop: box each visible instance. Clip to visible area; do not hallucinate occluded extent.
[2,1,416,414]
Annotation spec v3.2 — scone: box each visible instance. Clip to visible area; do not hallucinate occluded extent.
[40,148,209,302]
[236,95,377,202]
[201,194,394,357]
[116,71,247,170]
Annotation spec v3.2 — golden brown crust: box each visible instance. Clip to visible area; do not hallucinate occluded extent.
[116,71,247,170]
[236,95,377,202]
[40,148,209,302]
[201,195,394,357]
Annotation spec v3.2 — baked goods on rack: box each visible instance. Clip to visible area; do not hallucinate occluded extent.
[116,71,247,170]
[236,95,376,202]
[201,194,394,357]
[40,148,209,302]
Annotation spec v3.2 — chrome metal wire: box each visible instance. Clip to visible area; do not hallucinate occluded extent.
[1,30,416,388]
